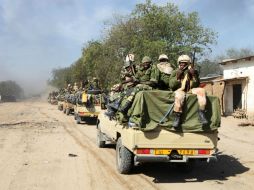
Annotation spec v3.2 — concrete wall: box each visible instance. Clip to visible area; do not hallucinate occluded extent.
[222,58,254,118]
[223,79,247,114]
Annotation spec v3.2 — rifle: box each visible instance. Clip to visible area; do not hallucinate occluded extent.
[179,49,196,92]
[127,54,136,76]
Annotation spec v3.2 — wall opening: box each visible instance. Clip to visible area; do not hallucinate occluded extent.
[233,84,242,109]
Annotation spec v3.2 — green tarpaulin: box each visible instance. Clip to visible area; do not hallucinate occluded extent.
[126,90,221,132]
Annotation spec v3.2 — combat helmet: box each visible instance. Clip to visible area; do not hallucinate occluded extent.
[177,54,191,64]
[141,56,152,63]
[158,54,169,61]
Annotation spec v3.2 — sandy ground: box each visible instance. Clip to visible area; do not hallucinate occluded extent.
[0,99,253,190]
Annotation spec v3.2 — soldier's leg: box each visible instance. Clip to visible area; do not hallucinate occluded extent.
[172,90,185,128]
[173,90,185,113]
[119,88,137,114]
[191,88,208,125]
[105,93,122,117]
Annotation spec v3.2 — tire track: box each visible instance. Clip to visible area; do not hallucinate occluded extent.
[40,102,159,190]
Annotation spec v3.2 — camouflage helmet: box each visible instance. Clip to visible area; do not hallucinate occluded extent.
[158,54,168,61]
[177,54,191,64]
[141,56,152,64]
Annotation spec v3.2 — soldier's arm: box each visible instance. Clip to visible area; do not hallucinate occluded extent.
[169,70,181,91]
[149,65,159,84]
[190,69,200,88]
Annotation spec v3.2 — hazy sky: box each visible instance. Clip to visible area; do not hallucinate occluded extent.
[0,0,253,94]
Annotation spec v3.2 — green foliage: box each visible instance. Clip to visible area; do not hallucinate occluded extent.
[216,48,254,62]
[0,80,24,99]
[198,47,254,77]
[198,59,222,77]
[49,0,217,90]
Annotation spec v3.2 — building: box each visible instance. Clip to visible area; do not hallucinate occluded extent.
[219,56,254,119]
[200,56,254,119]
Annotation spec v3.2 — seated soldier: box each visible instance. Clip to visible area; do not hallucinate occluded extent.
[105,54,137,117]
[118,56,155,115]
[169,54,208,128]
[150,54,174,90]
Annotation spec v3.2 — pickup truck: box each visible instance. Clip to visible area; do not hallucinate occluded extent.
[74,90,102,124]
[97,90,220,174]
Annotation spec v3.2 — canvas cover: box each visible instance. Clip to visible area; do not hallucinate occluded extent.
[127,90,221,132]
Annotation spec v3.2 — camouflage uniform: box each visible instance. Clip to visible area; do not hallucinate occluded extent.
[150,54,174,90]
[105,55,154,118]
[119,56,155,113]
[104,55,136,117]
[169,55,208,128]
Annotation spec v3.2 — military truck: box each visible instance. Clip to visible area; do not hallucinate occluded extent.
[56,90,65,111]
[74,90,102,124]
[63,94,76,115]
[97,90,220,174]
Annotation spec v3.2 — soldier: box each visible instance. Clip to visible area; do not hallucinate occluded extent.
[169,54,208,128]
[87,77,100,90]
[105,54,137,117]
[150,54,174,90]
[67,83,72,93]
[118,56,155,115]
[73,82,79,92]
[135,56,155,87]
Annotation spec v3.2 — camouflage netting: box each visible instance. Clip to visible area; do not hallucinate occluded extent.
[125,90,221,132]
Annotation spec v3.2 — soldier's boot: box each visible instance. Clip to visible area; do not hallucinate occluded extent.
[104,99,122,117]
[104,106,116,117]
[198,109,208,125]
[119,100,132,114]
[110,99,121,110]
[172,112,182,129]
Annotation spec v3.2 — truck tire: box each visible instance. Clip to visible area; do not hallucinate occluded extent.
[76,116,81,124]
[97,128,105,148]
[66,108,70,115]
[116,137,133,174]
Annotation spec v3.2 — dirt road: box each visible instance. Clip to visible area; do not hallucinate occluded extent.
[0,99,253,190]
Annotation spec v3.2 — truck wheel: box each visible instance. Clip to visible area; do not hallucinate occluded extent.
[66,108,70,115]
[76,116,81,124]
[92,117,98,125]
[116,137,133,174]
[97,128,105,148]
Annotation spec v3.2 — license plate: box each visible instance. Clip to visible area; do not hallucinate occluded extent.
[177,149,196,155]
[155,149,172,155]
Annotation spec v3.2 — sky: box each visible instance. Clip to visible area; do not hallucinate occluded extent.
[0,0,254,94]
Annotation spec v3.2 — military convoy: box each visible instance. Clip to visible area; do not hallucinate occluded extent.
[49,86,220,174]
[49,53,221,174]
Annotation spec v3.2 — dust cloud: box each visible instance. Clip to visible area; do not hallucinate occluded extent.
[0,64,52,98]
